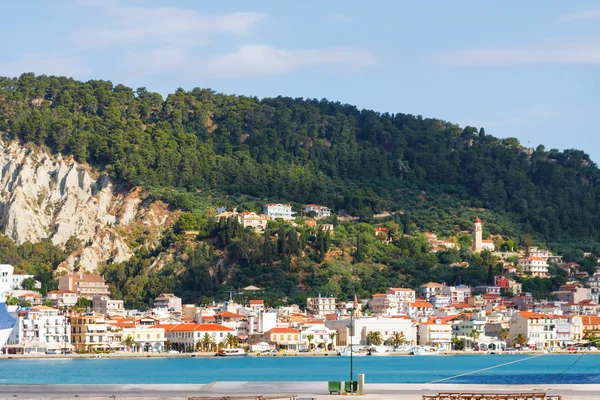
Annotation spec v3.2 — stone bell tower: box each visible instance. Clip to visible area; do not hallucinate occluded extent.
[472,216,482,252]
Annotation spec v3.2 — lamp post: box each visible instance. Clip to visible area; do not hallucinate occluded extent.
[349,261,355,394]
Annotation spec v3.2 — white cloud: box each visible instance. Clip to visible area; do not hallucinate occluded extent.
[122,45,376,78]
[0,54,91,78]
[560,9,600,21]
[74,6,266,48]
[434,37,600,66]
[202,45,376,78]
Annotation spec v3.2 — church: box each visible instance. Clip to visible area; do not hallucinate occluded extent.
[472,217,495,252]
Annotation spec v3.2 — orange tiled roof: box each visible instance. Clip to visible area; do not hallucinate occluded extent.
[266,327,300,334]
[154,323,234,332]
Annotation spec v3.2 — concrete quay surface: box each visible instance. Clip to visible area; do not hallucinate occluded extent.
[2,382,600,400]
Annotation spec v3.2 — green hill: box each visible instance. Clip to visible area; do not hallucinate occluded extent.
[0,73,598,306]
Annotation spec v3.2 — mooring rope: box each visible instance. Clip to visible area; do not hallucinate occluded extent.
[427,354,545,384]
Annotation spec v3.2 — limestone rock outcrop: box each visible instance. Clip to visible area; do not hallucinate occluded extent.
[0,140,176,272]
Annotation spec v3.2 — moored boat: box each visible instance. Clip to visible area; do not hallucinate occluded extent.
[216,348,247,357]
[411,346,439,356]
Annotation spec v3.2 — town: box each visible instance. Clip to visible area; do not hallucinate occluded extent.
[1,211,600,357]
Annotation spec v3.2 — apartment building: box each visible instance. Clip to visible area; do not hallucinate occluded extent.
[58,273,110,300]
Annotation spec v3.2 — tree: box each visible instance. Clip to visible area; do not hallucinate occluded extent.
[469,329,480,346]
[452,337,464,351]
[200,333,215,352]
[306,334,314,350]
[499,328,510,341]
[390,331,407,349]
[329,332,338,350]
[366,331,383,346]
[122,336,135,352]
[43,300,54,307]
[165,340,172,352]
[223,333,239,349]
[75,297,91,311]
[20,277,37,290]
[5,295,18,306]
[514,334,527,347]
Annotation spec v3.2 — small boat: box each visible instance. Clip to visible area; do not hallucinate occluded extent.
[338,347,367,357]
[216,348,247,357]
[411,346,439,356]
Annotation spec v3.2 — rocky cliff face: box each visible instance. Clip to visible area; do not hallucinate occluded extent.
[0,140,177,272]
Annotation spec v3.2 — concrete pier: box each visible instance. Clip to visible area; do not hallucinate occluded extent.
[1,382,600,400]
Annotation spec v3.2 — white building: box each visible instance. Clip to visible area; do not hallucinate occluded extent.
[518,257,549,278]
[263,203,295,221]
[307,295,336,316]
[430,295,451,309]
[46,290,78,307]
[508,312,581,349]
[441,285,471,304]
[386,288,416,305]
[0,264,17,351]
[481,240,496,251]
[403,301,434,317]
[303,204,331,218]
[300,323,337,350]
[7,306,72,354]
[419,282,444,300]
[369,294,399,316]
[325,316,417,347]
[155,323,235,353]
[418,317,453,350]
[92,295,125,316]
[153,293,182,313]
[10,274,41,290]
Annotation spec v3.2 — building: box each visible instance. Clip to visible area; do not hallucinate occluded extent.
[552,284,592,303]
[481,240,496,251]
[239,212,270,232]
[10,274,40,290]
[71,315,110,352]
[475,286,501,295]
[264,327,302,350]
[528,247,552,261]
[303,204,331,218]
[418,317,453,350]
[306,295,336,316]
[386,288,416,305]
[441,285,471,304]
[92,295,125,316]
[369,294,399,316]
[419,282,444,300]
[7,306,72,354]
[46,290,78,307]
[494,276,522,295]
[518,257,549,278]
[155,323,235,353]
[299,323,338,350]
[58,273,110,300]
[263,203,295,221]
[429,295,451,309]
[325,315,417,347]
[472,216,483,252]
[585,273,600,302]
[509,312,582,349]
[249,300,265,312]
[403,301,434,317]
[153,293,182,313]
[121,326,166,352]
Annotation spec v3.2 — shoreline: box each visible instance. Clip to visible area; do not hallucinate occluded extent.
[1,382,599,400]
[0,349,588,360]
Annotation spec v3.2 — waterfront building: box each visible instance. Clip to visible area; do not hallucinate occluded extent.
[121,325,166,352]
[155,323,234,352]
[417,317,453,350]
[153,293,182,313]
[58,273,110,300]
[7,306,72,354]
[508,312,577,349]
[299,322,337,350]
[264,327,302,350]
[325,315,417,347]
[71,315,114,352]
[306,295,336,316]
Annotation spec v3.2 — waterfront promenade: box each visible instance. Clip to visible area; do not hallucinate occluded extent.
[1,382,600,400]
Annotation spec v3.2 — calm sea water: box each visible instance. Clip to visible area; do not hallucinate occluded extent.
[1,355,599,384]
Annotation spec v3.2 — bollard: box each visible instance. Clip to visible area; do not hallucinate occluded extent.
[358,374,365,395]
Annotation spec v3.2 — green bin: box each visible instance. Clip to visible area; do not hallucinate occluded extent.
[345,381,358,393]
[328,381,341,394]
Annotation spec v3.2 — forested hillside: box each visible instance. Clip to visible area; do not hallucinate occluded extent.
[0,73,598,306]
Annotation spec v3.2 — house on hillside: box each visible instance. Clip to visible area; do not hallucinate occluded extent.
[263,204,295,221]
[303,204,331,218]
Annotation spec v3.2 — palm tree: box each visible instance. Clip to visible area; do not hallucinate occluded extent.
[499,328,510,341]
[165,340,172,352]
[306,334,314,350]
[122,336,135,352]
[329,332,338,350]
[514,334,527,348]
[390,331,407,349]
[366,331,383,346]
[222,333,239,349]
[469,328,481,347]
[452,337,464,351]
[200,333,215,352]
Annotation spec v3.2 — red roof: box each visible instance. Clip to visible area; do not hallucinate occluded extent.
[266,327,300,334]
[474,216,481,223]
[219,311,245,318]
[154,323,234,332]
[408,301,433,308]
[249,300,264,305]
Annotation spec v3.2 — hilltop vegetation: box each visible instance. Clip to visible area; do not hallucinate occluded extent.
[0,73,599,306]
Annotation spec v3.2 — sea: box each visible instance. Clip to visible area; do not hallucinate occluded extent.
[1,354,600,384]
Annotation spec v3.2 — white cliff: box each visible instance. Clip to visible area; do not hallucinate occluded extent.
[0,140,176,272]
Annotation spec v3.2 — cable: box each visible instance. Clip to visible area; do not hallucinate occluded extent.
[427,354,544,384]
[544,338,599,383]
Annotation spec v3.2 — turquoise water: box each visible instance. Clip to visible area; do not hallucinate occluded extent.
[1,355,600,384]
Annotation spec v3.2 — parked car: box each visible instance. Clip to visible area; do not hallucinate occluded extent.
[168,350,180,354]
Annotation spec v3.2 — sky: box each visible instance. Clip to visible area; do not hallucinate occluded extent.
[0,1,598,161]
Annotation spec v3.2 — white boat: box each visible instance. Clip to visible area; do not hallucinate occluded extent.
[338,347,367,356]
[216,348,247,357]
[0,265,17,352]
[411,346,439,356]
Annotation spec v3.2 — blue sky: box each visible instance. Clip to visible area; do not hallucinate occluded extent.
[1,1,598,160]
